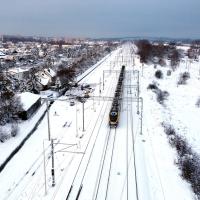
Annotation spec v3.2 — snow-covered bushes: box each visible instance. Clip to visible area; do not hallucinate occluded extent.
[170,49,180,68]
[0,124,19,142]
[167,70,172,76]
[135,40,172,64]
[177,72,190,85]
[0,73,23,126]
[158,58,166,66]
[11,124,18,137]
[162,123,192,157]
[155,89,169,104]
[147,83,158,90]
[162,122,200,198]
[172,135,192,157]
[195,98,200,107]
[179,152,200,198]
[162,123,175,136]
[155,70,163,79]
[0,128,9,143]
[147,83,169,105]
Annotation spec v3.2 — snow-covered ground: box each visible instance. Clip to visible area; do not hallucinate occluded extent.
[136,55,199,200]
[0,101,47,165]
[0,43,199,200]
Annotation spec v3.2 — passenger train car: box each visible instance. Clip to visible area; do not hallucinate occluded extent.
[109,65,125,127]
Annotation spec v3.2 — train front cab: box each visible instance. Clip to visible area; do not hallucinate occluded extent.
[109,110,119,127]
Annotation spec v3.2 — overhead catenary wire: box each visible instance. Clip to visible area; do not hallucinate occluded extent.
[104,128,117,200]
[126,72,130,200]
[4,143,51,200]
[75,89,116,199]
[92,128,113,200]
[66,74,116,199]
[95,65,128,200]
[130,66,139,200]
[3,46,138,200]
[28,55,119,200]
[74,75,117,199]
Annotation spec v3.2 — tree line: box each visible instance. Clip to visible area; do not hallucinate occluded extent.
[135,40,181,67]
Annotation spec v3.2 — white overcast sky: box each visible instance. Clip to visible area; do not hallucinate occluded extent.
[0,0,200,38]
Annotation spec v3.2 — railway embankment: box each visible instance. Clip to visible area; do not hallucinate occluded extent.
[0,102,47,173]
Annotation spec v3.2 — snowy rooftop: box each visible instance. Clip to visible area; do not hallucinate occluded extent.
[17,92,41,111]
[0,51,5,56]
[40,76,49,86]
[44,68,56,77]
[35,71,50,86]
[8,67,29,74]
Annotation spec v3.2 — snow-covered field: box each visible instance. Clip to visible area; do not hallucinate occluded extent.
[136,54,200,200]
[0,43,199,200]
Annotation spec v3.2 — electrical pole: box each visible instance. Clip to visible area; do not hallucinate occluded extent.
[93,96,96,112]
[46,100,51,140]
[99,77,101,94]
[76,101,78,137]
[81,99,85,132]
[199,55,200,76]
[82,102,85,132]
[140,97,143,135]
[137,71,140,114]
[43,141,47,195]
[99,78,101,105]
[51,139,55,187]
[142,63,144,77]
[103,71,105,90]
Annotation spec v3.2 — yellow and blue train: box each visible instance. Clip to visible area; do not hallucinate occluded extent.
[109,65,125,127]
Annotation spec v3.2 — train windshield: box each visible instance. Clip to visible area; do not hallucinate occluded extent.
[110,112,117,116]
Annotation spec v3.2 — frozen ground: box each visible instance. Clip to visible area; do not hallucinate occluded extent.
[0,43,199,200]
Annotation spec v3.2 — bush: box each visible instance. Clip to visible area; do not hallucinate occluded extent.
[155,70,163,79]
[196,98,200,107]
[156,89,169,104]
[162,123,176,136]
[162,123,191,156]
[180,156,195,180]
[162,122,200,198]
[11,124,18,137]
[167,70,171,76]
[147,83,158,90]
[159,58,166,66]
[177,72,190,85]
[170,49,180,68]
[0,128,9,143]
[147,84,169,105]
[179,154,200,197]
[174,135,192,157]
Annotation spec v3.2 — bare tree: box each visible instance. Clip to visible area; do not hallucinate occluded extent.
[171,49,180,69]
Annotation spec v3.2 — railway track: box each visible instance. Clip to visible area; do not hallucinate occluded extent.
[69,65,140,200]
[92,127,117,200]
[72,66,140,200]
[66,72,117,200]
[128,71,139,200]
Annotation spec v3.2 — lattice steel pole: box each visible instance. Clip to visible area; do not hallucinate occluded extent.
[140,97,143,135]
[51,139,55,187]
[46,99,51,140]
